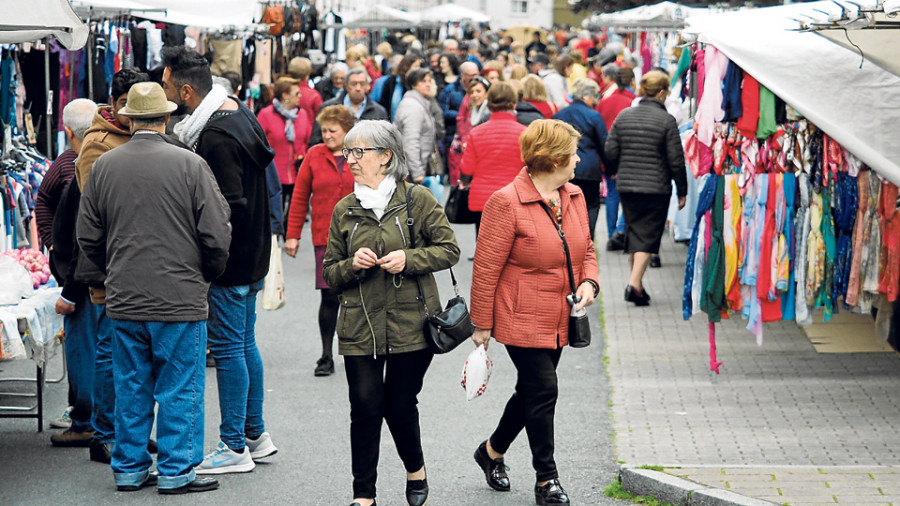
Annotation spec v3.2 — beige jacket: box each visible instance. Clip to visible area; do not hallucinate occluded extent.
[75,106,130,190]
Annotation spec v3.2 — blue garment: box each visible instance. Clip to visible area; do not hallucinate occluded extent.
[91,303,116,443]
[682,174,717,320]
[370,75,388,105]
[833,172,858,304]
[438,80,466,141]
[781,173,797,320]
[63,297,99,433]
[604,175,625,238]
[207,279,267,451]
[265,160,284,236]
[552,100,608,182]
[721,61,743,122]
[111,319,206,490]
[1,55,15,125]
[466,54,483,71]
[343,93,368,119]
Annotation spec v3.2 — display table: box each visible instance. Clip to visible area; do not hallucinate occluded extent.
[0,287,65,431]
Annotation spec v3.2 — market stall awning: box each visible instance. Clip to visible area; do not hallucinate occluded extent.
[71,0,259,29]
[419,3,491,24]
[0,0,88,49]
[584,1,707,30]
[684,0,900,186]
[343,5,427,29]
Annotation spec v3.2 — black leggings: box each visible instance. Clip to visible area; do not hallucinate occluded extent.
[318,289,339,357]
[490,345,563,482]
[344,349,434,498]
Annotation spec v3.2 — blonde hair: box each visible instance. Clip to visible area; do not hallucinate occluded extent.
[519,119,581,174]
[520,74,548,102]
[345,45,368,66]
[508,64,528,80]
[639,70,670,98]
[376,41,393,58]
[287,58,311,79]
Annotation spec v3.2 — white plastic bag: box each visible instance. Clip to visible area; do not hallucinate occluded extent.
[0,256,34,305]
[460,344,493,401]
[261,235,285,310]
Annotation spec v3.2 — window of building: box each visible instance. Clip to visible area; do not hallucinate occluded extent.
[511,0,528,14]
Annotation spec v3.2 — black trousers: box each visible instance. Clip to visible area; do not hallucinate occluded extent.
[571,178,601,240]
[490,345,563,482]
[344,348,434,498]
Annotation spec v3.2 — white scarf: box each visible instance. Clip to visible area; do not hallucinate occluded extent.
[354,177,397,220]
[173,84,229,150]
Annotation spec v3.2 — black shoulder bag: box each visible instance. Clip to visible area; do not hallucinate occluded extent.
[539,203,592,348]
[406,185,476,354]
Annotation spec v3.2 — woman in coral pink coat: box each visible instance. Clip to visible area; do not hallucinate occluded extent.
[469,119,599,506]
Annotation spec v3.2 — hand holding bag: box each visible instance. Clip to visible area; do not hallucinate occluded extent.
[539,204,592,348]
[406,186,476,354]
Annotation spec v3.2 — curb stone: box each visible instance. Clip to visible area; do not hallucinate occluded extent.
[619,466,779,506]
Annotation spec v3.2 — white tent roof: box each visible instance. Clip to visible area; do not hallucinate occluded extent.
[0,0,88,49]
[684,0,900,186]
[71,0,259,29]
[344,5,425,29]
[585,1,707,30]
[419,3,491,24]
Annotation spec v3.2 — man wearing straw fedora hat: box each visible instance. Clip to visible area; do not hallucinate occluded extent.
[77,81,232,495]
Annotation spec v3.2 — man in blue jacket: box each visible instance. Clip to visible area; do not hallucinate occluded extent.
[553,77,608,239]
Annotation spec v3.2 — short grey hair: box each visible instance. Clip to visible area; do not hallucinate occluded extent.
[459,61,478,75]
[344,120,409,182]
[570,78,600,101]
[602,63,619,81]
[131,116,168,128]
[327,62,350,79]
[346,67,371,85]
[443,39,459,50]
[62,98,98,139]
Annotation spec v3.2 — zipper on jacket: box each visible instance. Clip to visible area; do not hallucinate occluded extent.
[347,221,360,255]
[395,216,408,247]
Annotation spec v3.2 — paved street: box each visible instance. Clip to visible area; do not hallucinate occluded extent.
[0,220,621,505]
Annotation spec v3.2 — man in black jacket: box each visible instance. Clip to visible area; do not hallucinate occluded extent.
[162,46,278,475]
[307,68,388,147]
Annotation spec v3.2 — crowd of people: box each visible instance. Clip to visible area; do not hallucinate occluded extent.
[34,23,689,506]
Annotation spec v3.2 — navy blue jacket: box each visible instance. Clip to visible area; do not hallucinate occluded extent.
[439,80,466,143]
[552,100,608,182]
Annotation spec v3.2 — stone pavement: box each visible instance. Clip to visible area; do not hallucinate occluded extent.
[596,215,900,505]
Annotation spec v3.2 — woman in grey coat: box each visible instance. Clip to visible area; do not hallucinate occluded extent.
[393,68,438,183]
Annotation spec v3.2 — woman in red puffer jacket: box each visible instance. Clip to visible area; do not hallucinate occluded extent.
[460,82,526,235]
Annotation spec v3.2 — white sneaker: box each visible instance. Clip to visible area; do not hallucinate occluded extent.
[50,407,73,429]
[195,442,256,475]
[246,432,278,460]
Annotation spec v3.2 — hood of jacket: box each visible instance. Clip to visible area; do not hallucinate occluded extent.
[203,97,275,173]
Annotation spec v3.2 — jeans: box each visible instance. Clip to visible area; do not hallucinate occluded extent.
[62,296,98,433]
[490,345,563,482]
[207,279,266,451]
[91,304,116,442]
[344,349,434,499]
[111,319,205,490]
[604,175,626,237]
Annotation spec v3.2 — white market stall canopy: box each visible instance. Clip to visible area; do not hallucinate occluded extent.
[419,3,491,24]
[0,0,88,49]
[70,0,259,29]
[683,0,900,186]
[584,1,707,30]
[343,5,429,29]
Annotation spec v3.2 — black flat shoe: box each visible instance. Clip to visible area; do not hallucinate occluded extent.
[116,471,159,492]
[158,476,219,495]
[649,255,662,268]
[473,440,510,492]
[624,285,650,306]
[535,479,570,505]
[406,478,428,506]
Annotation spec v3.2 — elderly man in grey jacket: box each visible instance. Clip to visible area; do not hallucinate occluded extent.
[77,82,231,495]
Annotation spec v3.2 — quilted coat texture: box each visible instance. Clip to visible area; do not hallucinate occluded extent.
[470,169,599,349]
[604,98,687,197]
[460,112,526,212]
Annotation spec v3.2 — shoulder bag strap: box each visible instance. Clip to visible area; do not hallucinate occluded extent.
[539,202,578,295]
[405,185,461,317]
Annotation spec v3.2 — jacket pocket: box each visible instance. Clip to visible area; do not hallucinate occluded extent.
[337,293,368,345]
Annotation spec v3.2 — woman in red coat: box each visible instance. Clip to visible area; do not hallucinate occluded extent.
[258,77,312,221]
[459,82,526,235]
[284,105,356,376]
[469,119,599,506]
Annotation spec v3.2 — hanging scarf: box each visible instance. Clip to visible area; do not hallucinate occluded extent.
[272,98,298,142]
[173,84,228,149]
[354,176,397,220]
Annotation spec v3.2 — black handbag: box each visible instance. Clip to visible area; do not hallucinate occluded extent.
[444,185,480,224]
[540,203,592,349]
[406,186,476,354]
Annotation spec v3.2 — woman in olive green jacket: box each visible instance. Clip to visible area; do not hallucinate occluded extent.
[323,120,460,506]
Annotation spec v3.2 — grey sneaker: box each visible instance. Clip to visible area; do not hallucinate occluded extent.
[50,407,73,429]
[195,442,255,475]
[246,431,278,460]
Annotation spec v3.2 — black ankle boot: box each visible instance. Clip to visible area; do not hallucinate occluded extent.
[405,478,428,506]
[535,479,569,505]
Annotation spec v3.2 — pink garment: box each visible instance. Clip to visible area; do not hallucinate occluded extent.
[695,46,729,147]
[694,47,706,104]
[257,104,311,185]
[640,32,652,75]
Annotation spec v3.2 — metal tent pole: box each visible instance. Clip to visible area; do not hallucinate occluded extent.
[44,38,52,158]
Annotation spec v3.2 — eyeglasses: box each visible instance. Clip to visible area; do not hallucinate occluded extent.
[342,147,385,159]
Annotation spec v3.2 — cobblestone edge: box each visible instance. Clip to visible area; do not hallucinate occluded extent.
[619,466,781,506]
